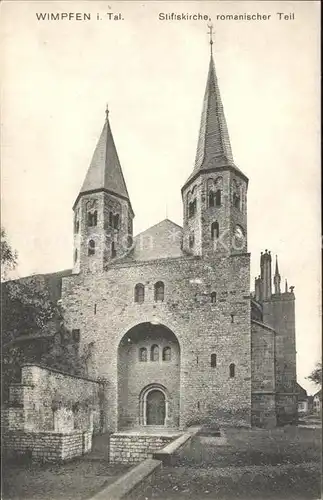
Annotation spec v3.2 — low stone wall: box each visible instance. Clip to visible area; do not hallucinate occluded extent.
[3,429,92,462]
[109,433,174,464]
[7,364,106,434]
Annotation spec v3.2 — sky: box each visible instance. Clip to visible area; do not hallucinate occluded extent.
[1,1,321,393]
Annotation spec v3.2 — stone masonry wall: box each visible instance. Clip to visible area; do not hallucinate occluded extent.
[118,332,180,429]
[251,320,276,427]
[263,293,297,424]
[3,430,92,462]
[109,434,173,464]
[7,364,105,434]
[62,251,251,431]
[251,321,275,393]
[182,170,248,258]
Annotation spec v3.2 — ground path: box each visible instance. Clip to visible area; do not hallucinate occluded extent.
[132,425,321,500]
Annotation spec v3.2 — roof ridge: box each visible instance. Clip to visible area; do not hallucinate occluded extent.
[134,218,183,238]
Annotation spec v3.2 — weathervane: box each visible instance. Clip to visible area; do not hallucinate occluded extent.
[105,103,109,119]
[207,23,214,53]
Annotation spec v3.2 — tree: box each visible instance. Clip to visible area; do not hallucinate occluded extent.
[307,363,322,387]
[1,262,86,402]
[1,227,17,280]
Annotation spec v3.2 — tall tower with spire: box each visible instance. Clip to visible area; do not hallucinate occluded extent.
[181,29,248,257]
[72,106,134,273]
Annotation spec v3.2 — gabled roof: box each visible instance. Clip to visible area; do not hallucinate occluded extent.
[183,51,247,189]
[296,382,308,399]
[75,109,132,210]
[132,219,183,261]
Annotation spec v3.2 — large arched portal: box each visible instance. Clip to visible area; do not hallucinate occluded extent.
[117,323,180,429]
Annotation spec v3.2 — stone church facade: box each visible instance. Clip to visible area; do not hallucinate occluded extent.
[61,46,297,432]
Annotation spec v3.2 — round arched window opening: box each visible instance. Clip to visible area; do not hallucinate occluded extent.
[163,346,171,361]
[154,282,165,302]
[134,283,145,304]
[88,239,95,256]
[151,344,159,361]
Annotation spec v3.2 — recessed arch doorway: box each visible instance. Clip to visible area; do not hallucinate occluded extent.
[117,322,180,429]
[139,384,169,426]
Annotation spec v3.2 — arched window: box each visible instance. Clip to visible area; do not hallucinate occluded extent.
[211,222,219,239]
[189,233,195,248]
[74,216,80,233]
[128,218,133,235]
[111,242,116,258]
[163,347,171,361]
[134,283,145,303]
[113,213,120,229]
[188,199,197,218]
[211,292,217,304]
[211,353,217,368]
[109,211,113,227]
[74,249,78,264]
[229,363,235,378]
[215,189,221,207]
[209,191,215,208]
[233,193,241,210]
[87,210,97,227]
[151,344,159,361]
[139,347,147,362]
[72,329,80,343]
[154,281,165,302]
[88,239,95,256]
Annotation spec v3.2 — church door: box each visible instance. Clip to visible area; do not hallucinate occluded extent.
[146,390,166,425]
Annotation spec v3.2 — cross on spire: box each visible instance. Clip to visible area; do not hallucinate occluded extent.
[207,23,214,53]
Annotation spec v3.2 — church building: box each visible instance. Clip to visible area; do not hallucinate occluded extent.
[61,39,297,431]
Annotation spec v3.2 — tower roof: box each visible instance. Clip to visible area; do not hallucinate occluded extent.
[195,52,233,170]
[183,46,247,189]
[74,107,132,210]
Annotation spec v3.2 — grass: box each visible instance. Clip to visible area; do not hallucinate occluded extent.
[176,425,321,467]
[134,426,322,500]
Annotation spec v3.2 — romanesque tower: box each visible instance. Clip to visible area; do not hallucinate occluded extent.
[181,39,248,257]
[72,107,134,274]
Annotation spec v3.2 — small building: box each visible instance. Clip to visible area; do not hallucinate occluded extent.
[296,383,309,415]
[313,390,322,414]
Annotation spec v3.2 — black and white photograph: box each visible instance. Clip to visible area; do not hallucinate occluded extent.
[1,1,321,499]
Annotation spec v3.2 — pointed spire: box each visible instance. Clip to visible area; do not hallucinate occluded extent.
[274,255,281,294]
[194,50,233,172]
[183,30,247,189]
[285,279,288,293]
[76,107,131,206]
